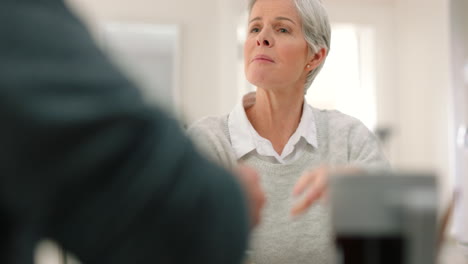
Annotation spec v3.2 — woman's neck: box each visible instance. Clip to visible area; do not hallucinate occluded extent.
[246,87,304,155]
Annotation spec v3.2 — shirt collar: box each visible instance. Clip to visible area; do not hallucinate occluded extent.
[228,92,257,159]
[228,92,318,160]
[298,102,318,148]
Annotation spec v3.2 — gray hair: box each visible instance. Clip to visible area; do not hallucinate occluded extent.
[248,0,331,93]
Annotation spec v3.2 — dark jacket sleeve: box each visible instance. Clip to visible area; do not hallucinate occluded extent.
[0,1,249,263]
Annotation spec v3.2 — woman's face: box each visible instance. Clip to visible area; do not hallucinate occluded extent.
[244,0,312,91]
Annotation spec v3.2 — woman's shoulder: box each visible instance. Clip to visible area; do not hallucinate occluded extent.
[311,107,369,133]
[188,115,229,139]
[187,114,236,169]
[310,107,389,168]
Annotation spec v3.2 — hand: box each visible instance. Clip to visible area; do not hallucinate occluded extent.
[291,166,361,216]
[290,166,329,216]
[235,165,266,228]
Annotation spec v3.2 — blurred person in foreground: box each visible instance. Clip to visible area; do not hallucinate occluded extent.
[189,0,389,263]
[0,0,265,263]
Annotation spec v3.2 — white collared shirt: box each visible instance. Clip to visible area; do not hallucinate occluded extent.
[228,92,318,164]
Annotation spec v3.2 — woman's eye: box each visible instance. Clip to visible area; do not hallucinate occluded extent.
[279,28,289,33]
[250,27,260,33]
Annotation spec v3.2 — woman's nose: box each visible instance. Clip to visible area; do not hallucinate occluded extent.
[256,39,270,46]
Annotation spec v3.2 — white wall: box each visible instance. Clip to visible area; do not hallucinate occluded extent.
[393,0,453,206]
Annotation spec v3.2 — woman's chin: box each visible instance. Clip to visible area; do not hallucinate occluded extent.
[246,73,280,88]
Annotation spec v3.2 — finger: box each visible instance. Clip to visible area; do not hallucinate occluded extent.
[293,171,317,196]
[291,176,327,216]
[236,165,256,178]
[319,188,330,205]
[253,191,266,226]
[293,166,328,196]
[236,166,260,185]
[291,187,324,216]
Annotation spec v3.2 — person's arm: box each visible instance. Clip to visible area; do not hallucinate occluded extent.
[0,1,249,263]
[347,121,390,169]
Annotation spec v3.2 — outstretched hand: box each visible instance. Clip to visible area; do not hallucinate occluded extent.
[291,167,329,216]
[291,166,361,216]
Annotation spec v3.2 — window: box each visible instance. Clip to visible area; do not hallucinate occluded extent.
[99,23,181,115]
[306,24,377,130]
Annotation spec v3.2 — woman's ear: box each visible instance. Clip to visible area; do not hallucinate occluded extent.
[305,48,327,72]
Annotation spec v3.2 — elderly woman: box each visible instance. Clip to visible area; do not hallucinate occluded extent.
[189,0,388,263]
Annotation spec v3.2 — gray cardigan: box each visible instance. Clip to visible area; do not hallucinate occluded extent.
[189,108,389,264]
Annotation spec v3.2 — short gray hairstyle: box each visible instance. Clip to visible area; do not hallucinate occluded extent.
[248,0,331,93]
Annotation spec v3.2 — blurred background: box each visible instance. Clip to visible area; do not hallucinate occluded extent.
[35,0,467,263]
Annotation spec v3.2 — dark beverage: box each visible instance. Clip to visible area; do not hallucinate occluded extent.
[336,235,406,264]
